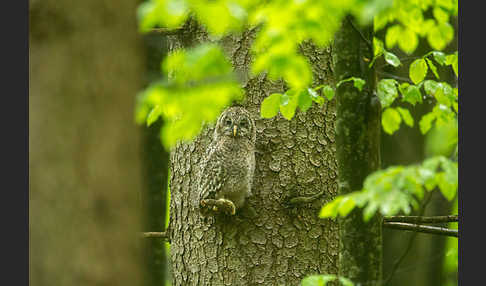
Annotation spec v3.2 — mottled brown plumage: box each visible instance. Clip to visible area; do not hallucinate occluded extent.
[197,106,256,215]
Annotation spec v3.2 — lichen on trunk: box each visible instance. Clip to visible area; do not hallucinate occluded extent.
[333,16,383,285]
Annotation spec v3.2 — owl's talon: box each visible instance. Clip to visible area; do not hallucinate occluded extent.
[218,198,236,215]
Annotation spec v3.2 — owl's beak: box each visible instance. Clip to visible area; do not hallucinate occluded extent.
[233,125,238,137]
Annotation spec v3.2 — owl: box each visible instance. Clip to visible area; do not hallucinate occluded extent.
[197,106,256,216]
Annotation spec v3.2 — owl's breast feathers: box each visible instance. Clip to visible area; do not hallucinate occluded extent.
[198,137,255,209]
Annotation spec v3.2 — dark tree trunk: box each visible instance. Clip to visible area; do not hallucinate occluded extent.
[167,20,341,286]
[141,119,171,286]
[333,17,383,285]
[140,33,171,286]
[29,0,146,285]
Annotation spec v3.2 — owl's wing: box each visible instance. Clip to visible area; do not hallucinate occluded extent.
[198,146,227,204]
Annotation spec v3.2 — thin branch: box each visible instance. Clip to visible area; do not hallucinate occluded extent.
[383,222,458,237]
[141,232,170,241]
[286,190,325,205]
[346,16,373,51]
[376,70,413,83]
[383,215,458,224]
[383,192,433,285]
[376,56,422,69]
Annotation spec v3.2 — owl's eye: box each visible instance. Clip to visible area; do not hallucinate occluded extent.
[240,121,248,128]
[225,118,232,126]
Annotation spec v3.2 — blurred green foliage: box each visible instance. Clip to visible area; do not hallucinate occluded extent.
[301,274,354,286]
[135,0,457,147]
[135,44,242,148]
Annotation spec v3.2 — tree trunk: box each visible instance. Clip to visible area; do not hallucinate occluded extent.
[29,0,146,285]
[333,17,383,285]
[140,33,171,286]
[167,20,340,286]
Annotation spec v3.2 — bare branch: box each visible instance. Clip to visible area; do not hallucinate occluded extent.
[141,232,170,241]
[383,215,458,224]
[346,16,372,51]
[383,222,458,237]
[383,192,433,285]
[286,190,325,205]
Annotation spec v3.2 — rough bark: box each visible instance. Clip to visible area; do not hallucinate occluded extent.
[29,0,146,285]
[167,20,340,286]
[333,17,383,285]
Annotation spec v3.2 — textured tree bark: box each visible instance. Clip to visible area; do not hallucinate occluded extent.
[333,17,383,285]
[29,0,146,285]
[167,20,340,285]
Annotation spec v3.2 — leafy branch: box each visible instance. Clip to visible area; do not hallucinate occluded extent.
[320,156,458,222]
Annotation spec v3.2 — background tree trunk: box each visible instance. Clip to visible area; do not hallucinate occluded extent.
[333,17,383,285]
[140,32,171,286]
[167,20,341,286]
[29,0,147,285]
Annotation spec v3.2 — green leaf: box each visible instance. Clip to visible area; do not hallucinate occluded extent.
[363,202,379,222]
[261,93,282,118]
[336,77,366,91]
[322,85,335,100]
[279,92,299,120]
[377,79,398,108]
[423,80,439,96]
[432,51,447,66]
[437,173,456,201]
[147,105,162,126]
[384,51,401,67]
[446,52,458,77]
[373,37,384,57]
[396,107,414,127]
[385,25,401,49]
[353,78,366,91]
[382,107,402,134]
[409,59,428,84]
[299,90,313,113]
[338,277,355,286]
[419,112,436,134]
[308,87,325,105]
[398,28,418,54]
[319,197,343,219]
[427,22,454,51]
[433,7,450,23]
[425,58,440,79]
[338,197,356,217]
[402,85,422,106]
[302,275,337,286]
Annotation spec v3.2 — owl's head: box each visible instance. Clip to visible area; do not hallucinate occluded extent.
[214,106,256,143]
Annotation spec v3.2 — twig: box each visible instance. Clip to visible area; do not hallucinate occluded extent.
[346,16,373,51]
[141,232,170,241]
[383,215,458,224]
[376,71,413,83]
[287,190,326,205]
[383,222,458,237]
[383,192,433,285]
